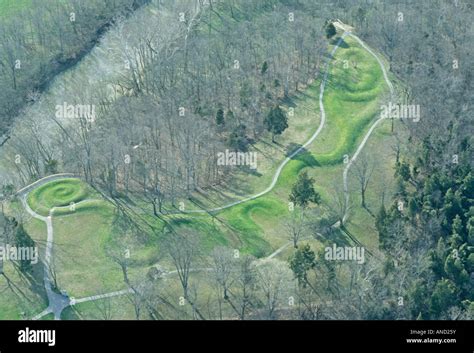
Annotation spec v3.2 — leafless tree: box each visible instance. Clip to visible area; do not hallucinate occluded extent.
[353,153,375,211]
[254,259,293,319]
[165,229,205,319]
[284,208,307,248]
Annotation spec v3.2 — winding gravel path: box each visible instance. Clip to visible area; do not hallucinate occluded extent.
[165,32,350,214]
[17,173,77,320]
[167,30,393,218]
[26,29,394,319]
[342,33,394,223]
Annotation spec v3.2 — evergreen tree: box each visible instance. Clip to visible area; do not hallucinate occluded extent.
[289,243,316,287]
[429,237,447,278]
[429,279,458,318]
[467,215,474,245]
[325,22,336,39]
[443,189,463,229]
[289,171,321,209]
[239,81,252,108]
[395,176,407,199]
[215,108,225,126]
[444,255,469,286]
[396,161,411,182]
[264,105,288,143]
[448,215,464,248]
[408,197,419,219]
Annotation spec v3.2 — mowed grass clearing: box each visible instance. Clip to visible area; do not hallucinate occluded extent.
[52,207,126,298]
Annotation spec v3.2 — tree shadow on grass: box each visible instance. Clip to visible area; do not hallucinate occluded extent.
[1,272,35,304]
[237,165,262,177]
[185,185,250,213]
[0,260,48,318]
[257,139,286,155]
[60,305,81,320]
[251,142,281,163]
[183,143,320,213]
[312,222,353,248]
[294,89,318,101]
[330,36,349,49]
[18,261,46,297]
[192,176,254,204]
[285,143,320,167]
[280,95,297,108]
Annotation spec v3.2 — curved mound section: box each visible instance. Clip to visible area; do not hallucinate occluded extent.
[27,178,90,216]
[331,47,382,101]
[311,35,387,165]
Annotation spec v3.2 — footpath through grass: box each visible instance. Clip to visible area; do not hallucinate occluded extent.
[6,31,392,318]
[23,31,389,265]
[170,33,389,257]
[24,178,162,298]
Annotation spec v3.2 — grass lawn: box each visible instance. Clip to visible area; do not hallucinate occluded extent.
[0,0,30,16]
[0,260,48,319]
[52,205,124,298]
[0,200,48,319]
[60,270,231,320]
[23,178,158,298]
[51,197,162,298]
[61,295,139,320]
[344,119,405,252]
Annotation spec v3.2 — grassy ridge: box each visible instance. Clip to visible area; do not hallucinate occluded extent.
[27,178,92,216]
[211,34,387,255]
[25,32,387,264]
[310,36,384,165]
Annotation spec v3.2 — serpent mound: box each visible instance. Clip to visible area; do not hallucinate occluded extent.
[27,178,90,216]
